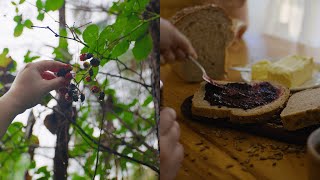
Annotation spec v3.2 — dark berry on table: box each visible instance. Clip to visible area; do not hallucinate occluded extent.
[65,73,73,80]
[57,68,67,77]
[85,76,91,82]
[58,87,68,95]
[80,53,87,61]
[72,94,79,102]
[65,94,72,102]
[86,53,93,59]
[70,83,77,90]
[80,93,85,102]
[83,62,90,69]
[90,58,100,67]
[98,92,105,101]
[89,69,94,76]
[91,86,100,93]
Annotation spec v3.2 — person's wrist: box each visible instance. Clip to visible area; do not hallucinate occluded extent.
[3,90,27,114]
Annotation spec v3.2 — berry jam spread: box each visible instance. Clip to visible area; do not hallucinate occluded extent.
[204,82,280,110]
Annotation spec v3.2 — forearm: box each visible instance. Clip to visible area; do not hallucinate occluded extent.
[0,93,23,139]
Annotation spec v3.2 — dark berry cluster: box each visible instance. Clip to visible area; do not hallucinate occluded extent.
[80,53,100,67]
[56,53,105,103]
[56,64,73,80]
[59,83,86,102]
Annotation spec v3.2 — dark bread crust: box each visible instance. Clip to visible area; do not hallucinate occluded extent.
[192,81,290,123]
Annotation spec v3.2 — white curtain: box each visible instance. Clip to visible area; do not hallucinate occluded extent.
[247,0,320,47]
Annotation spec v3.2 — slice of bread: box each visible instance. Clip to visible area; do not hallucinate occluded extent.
[192,81,290,123]
[171,4,234,82]
[281,88,320,131]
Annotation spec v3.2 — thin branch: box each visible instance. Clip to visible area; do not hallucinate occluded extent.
[93,102,106,179]
[47,106,159,173]
[98,71,152,89]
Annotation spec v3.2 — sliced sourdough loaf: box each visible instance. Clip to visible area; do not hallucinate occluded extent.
[281,88,320,131]
[192,81,290,123]
[171,4,234,82]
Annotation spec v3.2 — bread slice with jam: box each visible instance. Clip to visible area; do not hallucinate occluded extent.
[192,81,290,123]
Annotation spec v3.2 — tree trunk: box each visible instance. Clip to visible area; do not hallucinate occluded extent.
[53,2,71,180]
[146,0,160,167]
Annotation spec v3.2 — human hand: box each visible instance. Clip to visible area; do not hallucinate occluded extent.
[5,60,70,113]
[160,107,184,180]
[160,18,197,63]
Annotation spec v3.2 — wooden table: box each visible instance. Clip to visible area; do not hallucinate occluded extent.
[161,33,320,180]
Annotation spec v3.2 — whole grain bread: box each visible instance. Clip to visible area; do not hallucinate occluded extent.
[192,81,290,123]
[171,4,234,82]
[281,88,320,131]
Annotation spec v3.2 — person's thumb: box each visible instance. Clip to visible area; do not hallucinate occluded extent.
[44,77,66,92]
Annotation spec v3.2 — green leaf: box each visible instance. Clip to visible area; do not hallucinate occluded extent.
[19,0,26,4]
[14,24,24,37]
[45,0,64,11]
[36,0,43,9]
[0,82,3,90]
[36,166,50,178]
[0,48,13,68]
[24,50,40,63]
[13,15,22,23]
[24,19,33,29]
[111,40,130,58]
[142,96,153,107]
[37,13,45,21]
[83,24,99,46]
[130,23,149,41]
[11,2,17,6]
[132,33,153,61]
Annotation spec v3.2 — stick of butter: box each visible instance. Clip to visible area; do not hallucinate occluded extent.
[251,60,271,80]
[267,55,314,88]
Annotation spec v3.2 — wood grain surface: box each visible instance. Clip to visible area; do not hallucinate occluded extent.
[160,33,320,180]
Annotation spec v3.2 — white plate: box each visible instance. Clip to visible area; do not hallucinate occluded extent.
[240,65,320,92]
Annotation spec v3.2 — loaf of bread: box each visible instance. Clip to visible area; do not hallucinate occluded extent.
[281,88,320,131]
[192,81,290,123]
[171,4,234,82]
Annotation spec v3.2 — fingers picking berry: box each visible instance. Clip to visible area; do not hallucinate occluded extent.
[65,64,73,71]
[57,68,67,77]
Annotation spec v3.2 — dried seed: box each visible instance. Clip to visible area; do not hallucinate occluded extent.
[226,164,234,169]
[195,142,203,146]
[272,162,277,167]
[260,157,267,160]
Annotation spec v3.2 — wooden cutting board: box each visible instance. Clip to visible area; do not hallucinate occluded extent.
[181,96,319,145]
